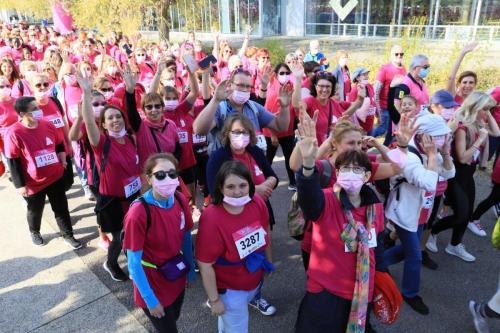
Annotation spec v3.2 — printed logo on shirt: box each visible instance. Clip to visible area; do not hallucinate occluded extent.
[180,119,186,127]
[254,165,263,177]
[398,90,405,99]
[46,137,53,146]
[180,212,185,230]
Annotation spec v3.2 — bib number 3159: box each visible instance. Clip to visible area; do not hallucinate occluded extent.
[232,222,266,259]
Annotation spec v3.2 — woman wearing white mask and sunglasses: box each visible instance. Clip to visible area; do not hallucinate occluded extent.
[197,160,273,333]
[123,153,193,333]
[0,76,18,140]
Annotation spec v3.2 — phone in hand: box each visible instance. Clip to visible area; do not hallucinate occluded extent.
[183,54,198,73]
[198,55,217,69]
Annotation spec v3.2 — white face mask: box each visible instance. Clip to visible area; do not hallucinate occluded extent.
[162,79,176,87]
[0,86,11,97]
[339,58,347,67]
[135,55,146,64]
[360,79,369,85]
[30,109,44,120]
[278,74,290,85]
[164,99,179,111]
[223,195,251,207]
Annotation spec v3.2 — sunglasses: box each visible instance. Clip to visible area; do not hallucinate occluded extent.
[0,84,10,89]
[278,71,291,76]
[101,87,113,92]
[421,65,430,69]
[260,56,270,60]
[35,82,49,88]
[223,49,232,53]
[136,54,146,57]
[394,53,404,57]
[152,169,177,180]
[144,104,162,111]
[92,102,106,107]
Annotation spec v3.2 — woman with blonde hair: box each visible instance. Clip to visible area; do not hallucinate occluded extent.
[428,92,500,261]
[331,50,350,101]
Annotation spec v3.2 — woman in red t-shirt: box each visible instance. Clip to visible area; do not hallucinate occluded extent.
[0,76,18,141]
[291,63,364,146]
[197,160,273,333]
[79,74,142,282]
[294,117,385,332]
[123,153,193,332]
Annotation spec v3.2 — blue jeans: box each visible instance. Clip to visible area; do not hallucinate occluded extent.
[370,109,389,137]
[383,224,424,298]
[218,286,259,333]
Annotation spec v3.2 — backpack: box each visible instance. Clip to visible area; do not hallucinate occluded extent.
[207,100,260,155]
[373,271,403,325]
[287,160,332,240]
[120,191,184,256]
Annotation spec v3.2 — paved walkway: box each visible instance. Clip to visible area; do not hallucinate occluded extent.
[0,177,147,333]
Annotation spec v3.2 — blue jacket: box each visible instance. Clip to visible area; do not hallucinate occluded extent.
[206,145,278,197]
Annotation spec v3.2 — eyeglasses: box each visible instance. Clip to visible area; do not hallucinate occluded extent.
[92,102,106,107]
[420,65,430,69]
[230,130,249,135]
[144,104,162,111]
[101,87,113,92]
[339,166,366,174]
[152,169,178,180]
[35,82,49,88]
[278,71,291,76]
[394,53,404,57]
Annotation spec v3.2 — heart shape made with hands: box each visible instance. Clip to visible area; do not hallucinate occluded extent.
[330,0,359,21]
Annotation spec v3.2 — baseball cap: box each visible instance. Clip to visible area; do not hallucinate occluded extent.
[430,89,460,108]
[352,67,369,82]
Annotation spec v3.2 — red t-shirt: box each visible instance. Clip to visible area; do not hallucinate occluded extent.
[232,151,266,185]
[263,78,295,138]
[307,189,385,301]
[123,193,193,308]
[4,120,64,195]
[301,159,380,253]
[375,63,407,109]
[91,133,141,197]
[135,119,179,167]
[0,99,18,138]
[454,94,464,106]
[303,96,349,145]
[40,99,71,154]
[164,100,196,170]
[196,194,270,291]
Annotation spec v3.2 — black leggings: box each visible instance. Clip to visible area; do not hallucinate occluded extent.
[143,290,185,333]
[193,151,209,198]
[265,135,296,186]
[424,195,443,230]
[471,182,500,221]
[108,230,122,269]
[432,163,476,245]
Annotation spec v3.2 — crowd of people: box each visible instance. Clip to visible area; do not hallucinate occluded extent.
[0,21,498,333]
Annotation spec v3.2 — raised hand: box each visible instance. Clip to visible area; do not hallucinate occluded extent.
[421,134,437,155]
[244,25,253,38]
[296,109,319,166]
[259,65,273,88]
[395,112,419,147]
[289,62,304,78]
[122,64,138,93]
[214,79,232,102]
[75,70,93,92]
[278,83,293,107]
[157,58,167,74]
[462,41,479,55]
[356,83,367,99]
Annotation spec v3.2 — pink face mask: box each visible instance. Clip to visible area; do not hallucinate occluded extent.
[223,195,251,207]
[164,99,179,111]
[337,171,365,193]
[107,127,126,138]
[432,135,446,149]
[230,133,250,150]
[152,176,179,198]
[64,74,77,86]
[278,74,290,85]
[441,108,455,121]
[231,90,250,105]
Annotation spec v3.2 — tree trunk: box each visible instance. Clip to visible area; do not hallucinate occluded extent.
[158,0,170,41]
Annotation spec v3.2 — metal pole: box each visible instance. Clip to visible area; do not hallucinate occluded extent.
[392,0,397,23]
[397,0,404,36]
[473,0,483,38]
[432,0,440,39]
[366,0,371,37]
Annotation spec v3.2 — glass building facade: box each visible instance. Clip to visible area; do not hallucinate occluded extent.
[141,0,499,40]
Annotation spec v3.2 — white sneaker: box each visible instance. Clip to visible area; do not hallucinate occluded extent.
[468,220,487,237]
[445,243,476,262]
[426,234,438,253]
[468,301,491,333]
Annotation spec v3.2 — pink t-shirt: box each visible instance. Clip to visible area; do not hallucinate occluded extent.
[135,119,179,167]
[303,96,349,145]
[375,63,407,109]
[0,99,18,137]
[401,74,429,112]
[263,78,295,138]
[62,84,83,125]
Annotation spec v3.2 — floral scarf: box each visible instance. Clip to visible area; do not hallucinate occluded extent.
[338,190,376,333]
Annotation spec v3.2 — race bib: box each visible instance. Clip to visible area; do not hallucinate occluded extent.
[178,131,189,143]
[192,133,206,144]
[123,176,141,198]
[35,151,58,168]
[345,226,377,252]
[232,222,267,259]
[47,115,65,128]
[256,133,267,151]
[422,193,434,209]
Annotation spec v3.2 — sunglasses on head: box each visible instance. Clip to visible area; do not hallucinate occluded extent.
[144,103,162,111]
[92,102,106,107]
[35,82,49,88]
[152,169,177,180]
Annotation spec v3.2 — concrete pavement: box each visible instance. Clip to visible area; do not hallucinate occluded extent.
[0,152,499,333]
